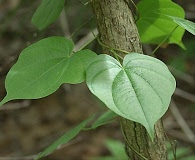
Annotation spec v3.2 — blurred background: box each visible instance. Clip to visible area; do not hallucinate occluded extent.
[0,0,194,159]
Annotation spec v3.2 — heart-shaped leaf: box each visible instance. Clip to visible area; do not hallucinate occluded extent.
[137,0,185,48]
[0,37,97,106]
[86,53,176,138]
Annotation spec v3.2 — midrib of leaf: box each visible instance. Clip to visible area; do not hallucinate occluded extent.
[45,0,53,8]
[10,54,68,72]
[43,0,55,28]
[39,59,70,96]
[7,57,68,86]
[123,70,151,131]
[7,58,68,98]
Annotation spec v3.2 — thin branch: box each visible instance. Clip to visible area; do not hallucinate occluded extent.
[169,66,195,86]
[73,28,98,52]
[170,100,195,144]
[0,100,31,111]
[164,117,195,130]
[168,130,194,143]
[60,8,70,37]
[174,88,195,103]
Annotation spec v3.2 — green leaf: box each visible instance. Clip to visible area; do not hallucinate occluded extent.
[137,0,185,47]
[0,37,97,106]
[35,116,93,160]
[181,157,195,160]
[105,139,128,159]
[86,53,176,138]
[32,0,65,30]
[74,49,97,70]
[92,139,128,160]
[168,16,195,35]
[91,110,117,129]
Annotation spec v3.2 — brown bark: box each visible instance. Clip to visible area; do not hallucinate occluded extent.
[91,0,168,159]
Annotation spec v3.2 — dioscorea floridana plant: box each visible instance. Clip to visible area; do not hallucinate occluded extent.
[0,0,194,159]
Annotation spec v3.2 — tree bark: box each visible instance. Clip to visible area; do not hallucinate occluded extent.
[91,0,168,159]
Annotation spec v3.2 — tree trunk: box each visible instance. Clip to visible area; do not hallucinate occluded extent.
[91,0,168,159]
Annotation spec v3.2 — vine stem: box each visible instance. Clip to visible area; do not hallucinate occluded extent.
[77,34,97,51]
[110,49,121,62]
[150,25,179,55]
[125,0,139,22]
[96,37,126,61]
[92,0,168,159]
[120,121,148,160]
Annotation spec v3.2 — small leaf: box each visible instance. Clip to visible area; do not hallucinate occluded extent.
[168,16,195,35]
[35,116,93,160]
[32,0,65,30]
[0,37,96,105]
[86,53,176,138]
[137,0,185,47]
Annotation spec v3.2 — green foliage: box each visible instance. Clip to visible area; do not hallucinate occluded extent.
[0,37,97,106]
[32,0,65,30]
[166,142,195,160]
[93,139,128,160]
[86,53,176,138]
[93,139,195,160]
[75,50,98,70]
[169,56,186,72]
[104,139,128,160]
[35,110,118,160]
[137,0,185,48]
[169,39,195,72]
[91,110,117,129]
[168,16,195,35]
[0,0,193,159]
[35,115,94,160]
